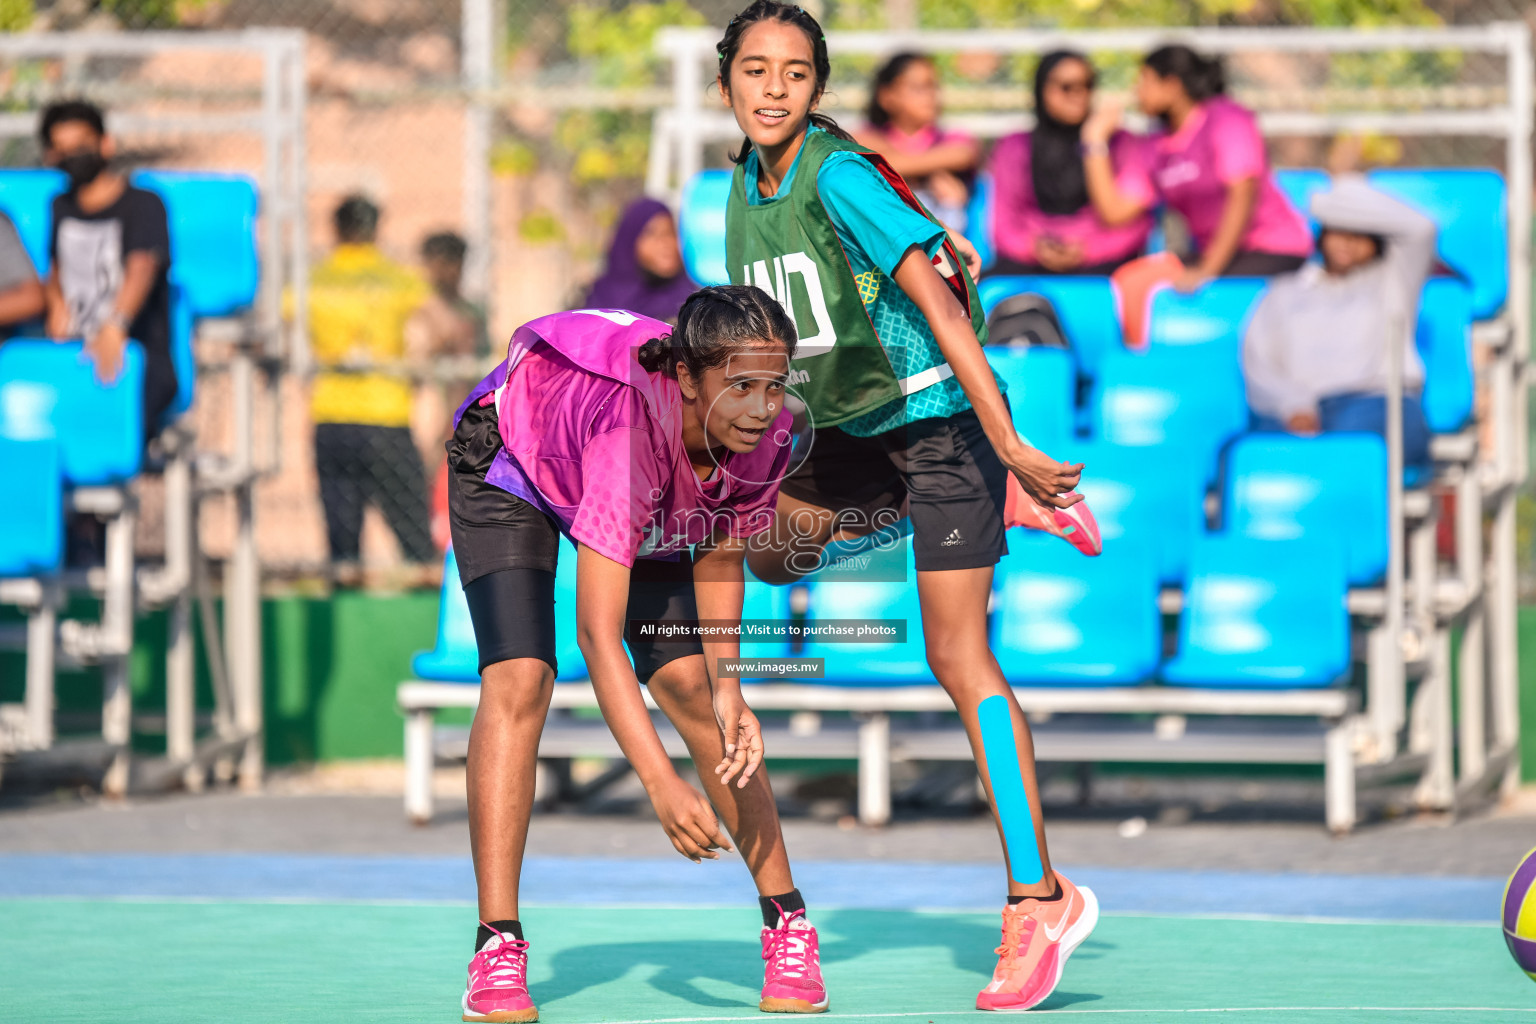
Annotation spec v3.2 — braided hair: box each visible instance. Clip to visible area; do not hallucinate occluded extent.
[716,1,855,164]
[636,285,798,381]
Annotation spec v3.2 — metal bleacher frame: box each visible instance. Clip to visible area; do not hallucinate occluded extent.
[0,31,308,795]
[398,23,1531,832]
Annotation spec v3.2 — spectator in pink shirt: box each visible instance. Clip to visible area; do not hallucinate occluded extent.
[989,50,1155,276]
[1083,45,1312,293]
[857,52,982,231]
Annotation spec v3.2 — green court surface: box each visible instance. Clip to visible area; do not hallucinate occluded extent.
[3,901,1531,1023]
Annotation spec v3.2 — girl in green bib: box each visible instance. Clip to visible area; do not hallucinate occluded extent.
[717,2,1099,1011]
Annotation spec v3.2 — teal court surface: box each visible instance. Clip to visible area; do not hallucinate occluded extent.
[2,853,1532,1023]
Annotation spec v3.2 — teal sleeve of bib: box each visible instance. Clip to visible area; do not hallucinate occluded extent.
[816,152,946,278]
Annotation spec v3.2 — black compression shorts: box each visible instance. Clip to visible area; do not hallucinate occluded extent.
[446,397,703,681]
[778,407,1009,572]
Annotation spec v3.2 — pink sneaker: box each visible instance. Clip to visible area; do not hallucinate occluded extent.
[1005,474,1102,556]
[977,875,1099,1012]
[462,924,538,1023]
[760,906,828,1013]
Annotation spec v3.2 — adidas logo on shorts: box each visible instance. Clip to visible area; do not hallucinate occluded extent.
[941,528,964,547]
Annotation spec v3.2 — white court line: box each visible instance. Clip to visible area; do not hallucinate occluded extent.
[557,1011,1536,1023]
[0,895,1497,927]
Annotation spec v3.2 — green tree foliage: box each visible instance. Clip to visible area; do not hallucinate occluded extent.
[0,0,33,32]
[823,0,1438,29]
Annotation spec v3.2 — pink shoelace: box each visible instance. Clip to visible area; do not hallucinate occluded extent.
[472,921,530,992]
[761,904,818,982]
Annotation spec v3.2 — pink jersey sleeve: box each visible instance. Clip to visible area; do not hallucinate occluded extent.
[570,424,665,567]
[1208,101,1267,184]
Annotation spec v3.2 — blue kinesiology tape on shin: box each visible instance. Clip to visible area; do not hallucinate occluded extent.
[977,694,1044,885]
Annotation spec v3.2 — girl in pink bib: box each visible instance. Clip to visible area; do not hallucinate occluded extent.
[1082,45,1312,293]
[449,286,829,1021]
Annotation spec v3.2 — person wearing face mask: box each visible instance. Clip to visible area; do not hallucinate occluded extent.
[989,50,1153,276]
[39,100,175,440]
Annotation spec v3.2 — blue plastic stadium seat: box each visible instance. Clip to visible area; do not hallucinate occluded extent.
[411,550,481,682]
[1162,536,1350,688]
[679,169,733,287]
[0,168,66,276]
[1062,441,1203,585]
[413,544,588,682]
[1272,168,1333,232]
[799,537,929,685]
[740,574,788,659]
[1223,433,1387,586]
[1368,168,1507,320]
[1091,347,1247,485]
[978,275,1122,380]
[167,283,195,422]
[1146,278,1267,358]
[965,171,995,271]
[986,347,1074,453]
[0,437,64,576]
[133,170,260,319]
[0,339,144,485]
[992,534,1160,685]
[1416,277,1474,435]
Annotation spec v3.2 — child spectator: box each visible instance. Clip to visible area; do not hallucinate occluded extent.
[39,100,175,438]
[989,50,1153,276]
[1243,173,1437,471]
[582,197,697,323]
[413,231,488,360]
[306,194,436,582]
[858,52,981,231]
[1083,45,1312,292]
[0,211,44,335]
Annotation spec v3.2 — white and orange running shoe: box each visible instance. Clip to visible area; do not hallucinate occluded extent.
[976,874,1099,1012]
[760,906,829,1013]
[1004,473,1102,557]
[462,924,538,1023]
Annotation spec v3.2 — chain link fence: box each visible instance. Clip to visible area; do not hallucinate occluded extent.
[1,0,1531,583]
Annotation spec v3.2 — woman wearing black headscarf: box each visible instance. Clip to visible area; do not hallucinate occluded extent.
[988,51,1154,276]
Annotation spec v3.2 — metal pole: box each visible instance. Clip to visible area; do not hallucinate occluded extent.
[1378,311,1406,754]
[23,586,56,750]
[229,347,262,791]
[462,0,495,315]
[101,504,137,797]
[1456,468,1488,784]
[285,35,310,376]
[164,446,195,775]
[260,38,285,361]
[1495,21,1530,797]
[671,33,705,208]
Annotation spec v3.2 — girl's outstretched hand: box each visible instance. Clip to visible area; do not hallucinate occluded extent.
[652,774,733,863]
[1007,445,1084,510]
[713,687,765,788]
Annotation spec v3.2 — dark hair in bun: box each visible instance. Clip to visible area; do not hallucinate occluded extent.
[636,284,797,381]
[1143,44,1226,104]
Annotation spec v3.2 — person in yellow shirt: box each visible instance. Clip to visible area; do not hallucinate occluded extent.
[308,195,436,578]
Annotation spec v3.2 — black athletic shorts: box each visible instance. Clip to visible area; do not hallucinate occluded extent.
[446,397,703,681]
[778,408,1009,572]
